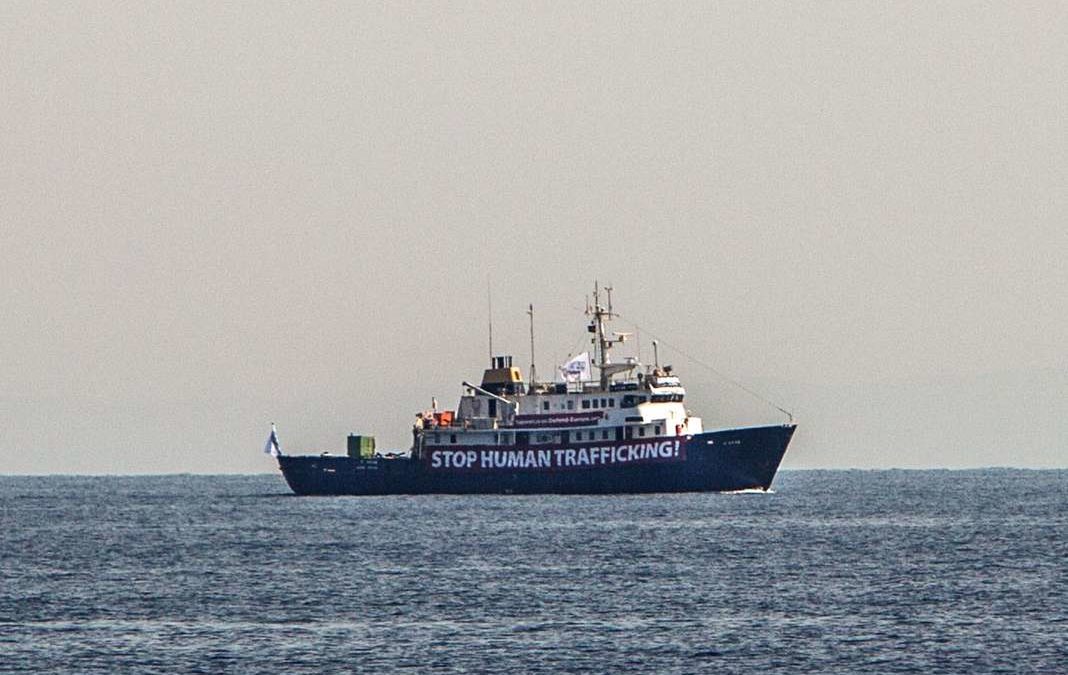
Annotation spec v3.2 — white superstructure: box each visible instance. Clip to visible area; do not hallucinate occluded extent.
[414,284,703,455]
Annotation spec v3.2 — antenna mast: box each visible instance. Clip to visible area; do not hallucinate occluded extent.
[487,282,494,365]
[590,281,622,390]
[527,303,537,387]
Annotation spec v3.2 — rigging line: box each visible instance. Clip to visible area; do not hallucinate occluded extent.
[550,309,591,375]
[615,315,795,423]
[565,305,592,357]
[556,333,589,373]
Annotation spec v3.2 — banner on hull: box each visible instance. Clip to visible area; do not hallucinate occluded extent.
[427,439,684,472]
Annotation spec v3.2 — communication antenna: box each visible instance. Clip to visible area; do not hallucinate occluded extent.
[487,281,494,365]
[652,339,660,369]
[527,303,537,385]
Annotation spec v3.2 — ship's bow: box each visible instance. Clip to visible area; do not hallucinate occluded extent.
[688,424,796,491]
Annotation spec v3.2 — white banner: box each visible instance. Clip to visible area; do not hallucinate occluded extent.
[428,439,684,471]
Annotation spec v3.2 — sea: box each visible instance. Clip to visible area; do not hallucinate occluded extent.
[1,470,1065,674]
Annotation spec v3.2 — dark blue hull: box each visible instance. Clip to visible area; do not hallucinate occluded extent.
[277,424,795,495]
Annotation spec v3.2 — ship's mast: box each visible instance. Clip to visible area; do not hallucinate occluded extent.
[589,282,620,390]
[487,282,494,366]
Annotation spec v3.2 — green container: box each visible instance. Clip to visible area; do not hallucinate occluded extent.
[347,434,376,459]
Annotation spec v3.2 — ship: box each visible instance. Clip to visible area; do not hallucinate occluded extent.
[272,284,796,495]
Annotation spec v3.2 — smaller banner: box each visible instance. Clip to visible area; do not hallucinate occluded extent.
[513,411,604,428]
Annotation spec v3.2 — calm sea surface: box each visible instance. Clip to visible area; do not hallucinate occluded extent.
[1,470,1065,673]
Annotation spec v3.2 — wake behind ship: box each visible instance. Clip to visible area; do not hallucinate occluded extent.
[270,285,796,495]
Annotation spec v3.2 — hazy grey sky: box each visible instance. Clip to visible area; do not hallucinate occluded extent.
[2,2,1065,473]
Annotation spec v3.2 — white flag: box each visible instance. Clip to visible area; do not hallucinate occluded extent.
[263,423,281,457]
[558,352,592,383]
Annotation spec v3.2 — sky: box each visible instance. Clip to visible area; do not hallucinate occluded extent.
[2,2,1066,473]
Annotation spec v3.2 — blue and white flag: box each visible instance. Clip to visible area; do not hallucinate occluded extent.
[558,352,592,383]
[263,423,281,457]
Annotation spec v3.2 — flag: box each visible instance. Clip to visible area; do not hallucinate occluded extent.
[263,423,281,457]
[558,352,592,383]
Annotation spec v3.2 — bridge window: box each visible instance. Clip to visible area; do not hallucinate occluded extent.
[651,394,684,403]
[581,400,590,410]
[542,400,550,411]
[608,398,615,407]
[567,400,574,410]
[450,434,457,444]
